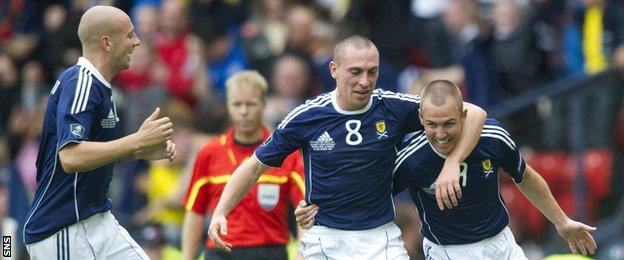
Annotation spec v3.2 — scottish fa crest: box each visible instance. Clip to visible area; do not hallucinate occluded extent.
[70,123,85,138]
[482,159,494,177]
[376,120,388,139]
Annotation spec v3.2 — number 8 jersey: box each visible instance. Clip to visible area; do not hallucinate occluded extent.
[255,89,422,230]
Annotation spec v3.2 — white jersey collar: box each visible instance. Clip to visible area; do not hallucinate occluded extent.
[77,57,112,89]
[331,90,373,115]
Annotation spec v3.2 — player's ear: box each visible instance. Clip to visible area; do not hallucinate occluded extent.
[460,108,467,121]
[329,61,337,79]
[100,35,112,52]
[418,108,424,124]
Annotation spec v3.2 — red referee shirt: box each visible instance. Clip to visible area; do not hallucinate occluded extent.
[182,127,304,248]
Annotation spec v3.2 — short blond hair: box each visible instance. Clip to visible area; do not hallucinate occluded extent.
[225,70,268,102]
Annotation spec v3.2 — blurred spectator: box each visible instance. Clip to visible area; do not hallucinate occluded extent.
[442,0,500,108]
[36,4,81,78]
[492,0,553,96]
[346,0,413,70]
[408,0,455,68]
[284,4,317,57]
[195,20,248,100]
[133,100,196,253]
[0,53,20,149]
[133,4,159,43]
[1,134,29,259]
[491,0,554,148]
[264,54,311,127]
[9,60,48,195]
[155,0,208,108]
[241,0,288,78]
[114,43,169,134]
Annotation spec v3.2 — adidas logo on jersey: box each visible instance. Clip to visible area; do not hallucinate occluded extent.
[100,108,117,129]
[310,131,335,151]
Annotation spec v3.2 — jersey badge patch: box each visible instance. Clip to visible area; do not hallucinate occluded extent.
[70,123,85,138]
[376,120,388,139]
[258,184,280,210]
[482,159,494,177]
[310,131,335,151]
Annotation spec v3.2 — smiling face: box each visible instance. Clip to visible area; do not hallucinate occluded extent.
[112,14,141,72]
[330,44,379,111]
[419,95,466,156]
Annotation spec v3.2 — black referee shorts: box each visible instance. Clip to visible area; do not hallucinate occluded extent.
[204,245,288,260]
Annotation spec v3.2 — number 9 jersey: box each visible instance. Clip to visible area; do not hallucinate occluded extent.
[255,89,422,230]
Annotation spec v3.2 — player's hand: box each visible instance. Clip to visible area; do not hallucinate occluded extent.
[555,218,597,256]
[136,107,174,148]
[134,140,177,161]
[208,214,232,252]
[294,200,318,230]
[435,160,462,210]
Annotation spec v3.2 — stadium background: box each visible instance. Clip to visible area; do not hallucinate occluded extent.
[0,0,623,259]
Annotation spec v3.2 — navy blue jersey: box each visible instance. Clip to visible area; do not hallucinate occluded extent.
[393,119,526,245]
[256,89,422,230]
[24,58,120,244]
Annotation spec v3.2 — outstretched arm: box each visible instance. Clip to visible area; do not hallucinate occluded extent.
[208,156,268,252]
[516,165,597,255]
[435,102,486,210]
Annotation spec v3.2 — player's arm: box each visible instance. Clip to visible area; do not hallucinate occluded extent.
[208,156,268,252]
[59,108,174,173]
[295,225,305,260]
[182,211,205,260]
[516,165,597,255]
[435,102,486,210]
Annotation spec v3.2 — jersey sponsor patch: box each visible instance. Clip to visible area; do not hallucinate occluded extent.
[70,123,85,138]
[258,184,280,210]
[100,109,117,128]
[310,131,335,151]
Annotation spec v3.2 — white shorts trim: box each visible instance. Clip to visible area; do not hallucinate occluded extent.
[26,211,148,260]
[422,226,527,260]
[300,221,409,259]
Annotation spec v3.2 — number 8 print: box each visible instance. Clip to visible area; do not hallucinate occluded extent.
[345,120,363,145]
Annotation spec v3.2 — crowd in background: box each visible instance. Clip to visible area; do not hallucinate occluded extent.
[1,0,624,259]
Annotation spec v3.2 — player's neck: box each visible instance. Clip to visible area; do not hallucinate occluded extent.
[82,53,116,82]
[234,128,264,146]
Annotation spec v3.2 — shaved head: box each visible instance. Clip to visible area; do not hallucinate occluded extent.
[333,35,377,65]
[78,5,130,51]
[420,79,464,112]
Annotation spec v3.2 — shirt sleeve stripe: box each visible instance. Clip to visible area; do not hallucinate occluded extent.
[184,176,213,212]
[394,137,429,174]
[481,128,516,148]
[278,94,332,129]
[79,72,93,112]
[480,133,516,150]
[74,70,89,114]
[70,67,85,114]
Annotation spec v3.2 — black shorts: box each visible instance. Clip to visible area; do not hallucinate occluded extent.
[204,245,288,260]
